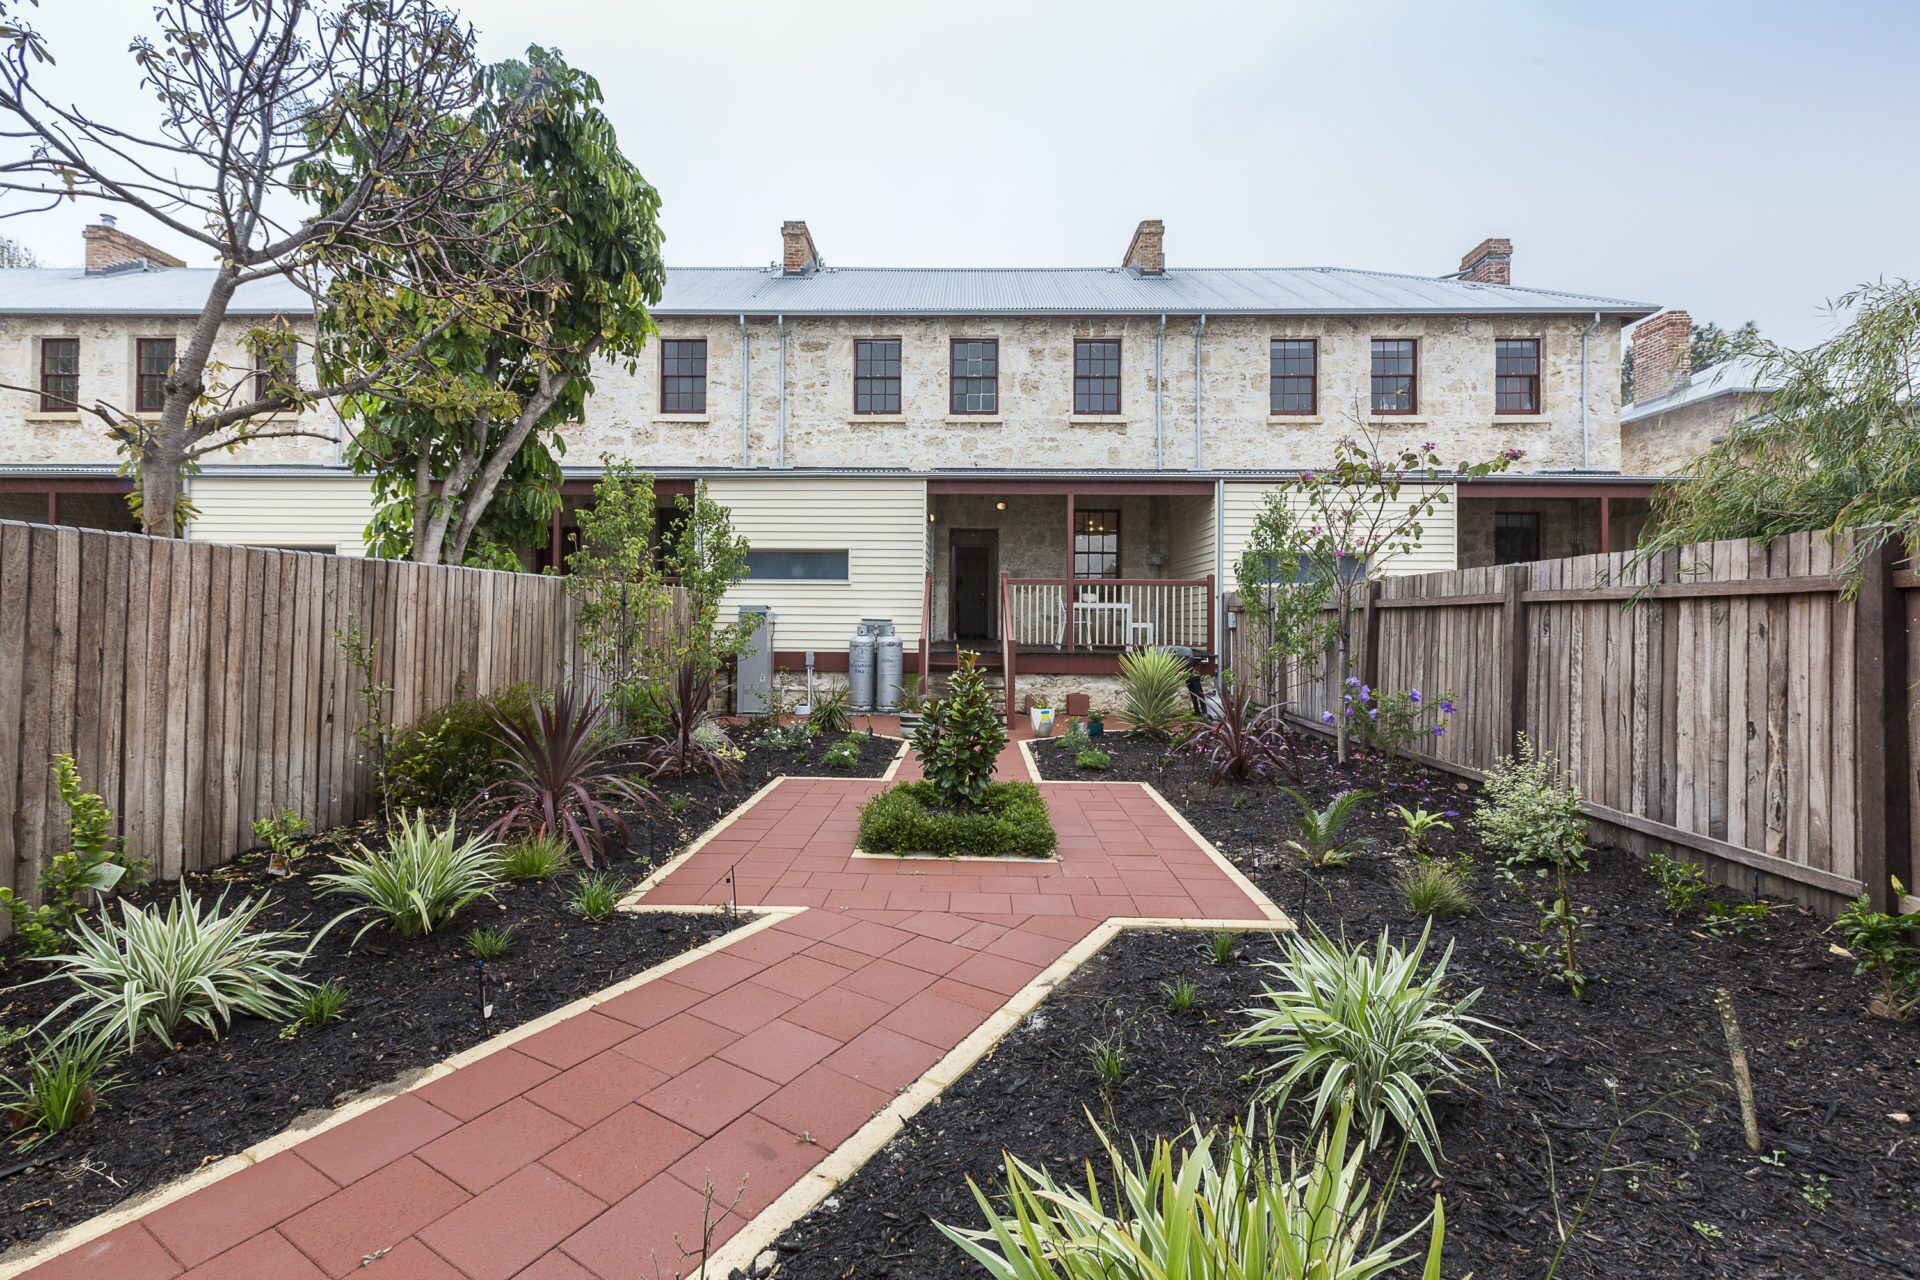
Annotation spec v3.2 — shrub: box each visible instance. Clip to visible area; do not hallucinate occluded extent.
[1,755,146,955]
[937,1105,1449,1279]
[809,683,853,735]
[497,835,570,881]
[251,808,310,874]
[316,811,500,943]
[0,1030,120,1147]
[691,719,745,767]
[1646,850,1710,920]
[758,719,813,752]
[1334,682,1458,764]
[858,781,1056,858]
[1834,886,1920,1019]
[1184,683,1293,786]
[1391,803,1453,858]
[1399,861,1473,919]
[383,684,534,808]
[487,687,656,868]
[642,659,742,780]
[1055,722,1092,754]
[911,650,1006,809]
[1472,733,1588,879]
[1115,648,1191,739]
[293,980,348,1029]
[467,922,518,961]
[1515,886,1595,998]
[822,733,864,771]
[1231,925,1499,1170]
[570,871,627,920]
[1074,748,1111,771]
[1281,787,1376,868]
[33,887,313,1052]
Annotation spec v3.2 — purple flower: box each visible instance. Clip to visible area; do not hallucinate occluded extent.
[1321,711,1335,725]
[1368,708,1379,720]
[1444,809,1459,818]
[1360,685,1371,701]
[1344,676,1360,687]
[1424,440,1438,452]
[1432,725,1446,737]
[1438,699,1456,714]
[1408,689,1422,704]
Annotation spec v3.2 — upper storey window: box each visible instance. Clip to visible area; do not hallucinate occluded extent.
[1496,338,1541,414]
[40,338,78,411]
[1073,339,1121,415]
[1370,338,1417,415]
[854,338,902,414]
[136,337,175,413]
[1269,339,1316,415]
[661,339,708,413]
[950,339,998,414]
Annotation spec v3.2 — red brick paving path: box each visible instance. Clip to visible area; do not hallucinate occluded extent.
[18,740,1280,1280]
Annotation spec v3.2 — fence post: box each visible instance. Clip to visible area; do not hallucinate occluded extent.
[1854,542,1909,911]
[1359,580,1382,691]
[1503,566,1528,752]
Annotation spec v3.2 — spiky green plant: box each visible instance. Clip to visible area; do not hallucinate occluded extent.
[0,1030,121,1147]
[31,887,313,1052]
[292,980,349,1030]
[1160,978,1200,1014]
[1207,930,1240,965]
[937,1104,1449,1279]
[1282,788,1376,868]
[315,811,500,943]
[497,835,570,882]
[569,871,627,921]
[1398,861,1473,920]
[466,922,519,961]
[1231,924,1500,1170]
[1115,648,1192,739]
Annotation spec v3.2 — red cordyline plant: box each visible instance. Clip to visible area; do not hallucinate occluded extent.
[484,687,655,868]
[641,659,740,780]
[1185,680,1297,787]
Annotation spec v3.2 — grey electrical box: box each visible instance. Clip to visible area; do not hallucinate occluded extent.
[735,606,775,715]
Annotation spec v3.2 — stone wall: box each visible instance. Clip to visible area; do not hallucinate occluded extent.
[0,315,338,466]
[1620,394,1756,476]
[1457,498,1600,568]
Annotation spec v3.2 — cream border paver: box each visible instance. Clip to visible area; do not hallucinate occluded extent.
[7,737,1287,1280]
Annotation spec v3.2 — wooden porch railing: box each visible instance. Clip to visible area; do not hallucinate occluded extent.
[1001,571,1016,726]
[1004,577,1214,652]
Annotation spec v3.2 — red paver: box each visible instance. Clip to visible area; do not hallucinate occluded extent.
[20,756,1281,1280]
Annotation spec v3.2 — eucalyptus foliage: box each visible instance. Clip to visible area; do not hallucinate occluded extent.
[1231,925,1499,1170]
[937,1104,1449,1280]
[1641,280,1920,576]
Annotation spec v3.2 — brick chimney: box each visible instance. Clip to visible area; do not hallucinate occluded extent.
[1630,309,1692,403]
[1123,219,1165,275]
[1457,237,1512,285]
[83,214,185,273]
[780,220,820,275]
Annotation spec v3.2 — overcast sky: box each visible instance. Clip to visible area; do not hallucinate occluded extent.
[6,0,1916,348]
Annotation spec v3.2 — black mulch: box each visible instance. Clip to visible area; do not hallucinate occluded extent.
[0,731,899,1250]
[761,733,1920,1280]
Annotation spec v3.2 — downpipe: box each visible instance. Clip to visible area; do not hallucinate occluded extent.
[1154,314,1167,470]
[1193,314,1207,469]
[1579,310,1600,470]
[776,314,788,469]
[738,313,750,467]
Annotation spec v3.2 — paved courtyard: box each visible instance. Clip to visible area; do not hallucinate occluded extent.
[16,746,1286,1280]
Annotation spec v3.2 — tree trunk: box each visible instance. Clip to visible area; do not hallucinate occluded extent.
[138,449,182,537]
[1334,597,1352,762]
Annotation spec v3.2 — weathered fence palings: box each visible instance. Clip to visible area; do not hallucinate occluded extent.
[1225,530,1915,915]
[0,520,594,927]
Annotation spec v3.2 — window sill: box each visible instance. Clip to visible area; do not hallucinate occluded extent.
[652,414,711,425]
[1491,414,1547,424]
[24,411,82,423]
[848,414,907,424]
[1364,416,1429,425]
[943,415,1002,425]
[1068,415,1128,427]
[1267,414,1325,425]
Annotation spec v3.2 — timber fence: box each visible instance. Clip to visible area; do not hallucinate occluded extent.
[1227,529,1915,915]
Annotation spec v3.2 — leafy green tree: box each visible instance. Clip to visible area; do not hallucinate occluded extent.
[1638,280,1919,575]
[640,486,753,775]
[0,232,37,267]
[1240,407,1517,760]
[566,462,672,723]
[342,46,665,565]
[911,651,1006,809]
[0,0,551,536]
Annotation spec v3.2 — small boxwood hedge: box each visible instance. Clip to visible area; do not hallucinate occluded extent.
[857,780,1057,858]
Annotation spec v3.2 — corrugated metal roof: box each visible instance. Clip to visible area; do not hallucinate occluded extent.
[0,267,311,316]
[0,263,1656,319]
[1621,356,1779,423]
[654,266,1655,317]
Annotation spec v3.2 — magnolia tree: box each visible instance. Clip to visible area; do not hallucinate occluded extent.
[0,0,559,535]
[1236,408,1518,760]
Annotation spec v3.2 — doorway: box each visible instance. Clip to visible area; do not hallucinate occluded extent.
[949,529,998,641]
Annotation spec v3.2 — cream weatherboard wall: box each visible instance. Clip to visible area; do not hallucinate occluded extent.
[704,474,928,650]
[1219,481,1458,587]
[187,474,375,555]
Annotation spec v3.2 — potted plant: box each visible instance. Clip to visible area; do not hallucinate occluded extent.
[1087,706,1106,737]
[1028,696,1056,738]
[896,674,928,731]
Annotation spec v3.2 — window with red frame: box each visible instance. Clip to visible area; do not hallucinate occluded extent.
[1496,339,1541,413]
[1269,339,1316,414]
[1370,339,1416,414]
[135,338,175,412]
[39,338,78,412]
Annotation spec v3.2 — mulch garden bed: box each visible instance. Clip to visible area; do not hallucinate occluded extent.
[0,731,899,1250]
[763,733,1920,1280]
